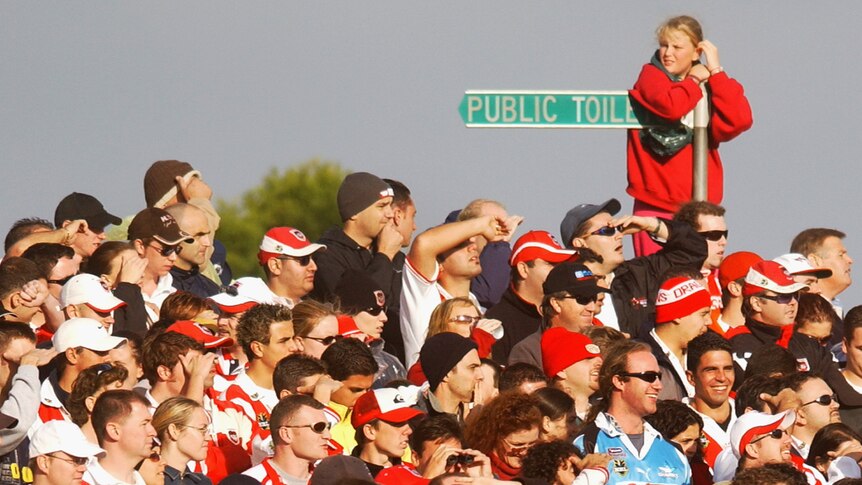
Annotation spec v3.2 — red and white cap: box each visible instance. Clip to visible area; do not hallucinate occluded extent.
[730,410,795,459]
[59,274,126,313]
[773,253,833,279]
[209,277,278,313]
[655,277,712,324]
[351,387,424,428]
[743,260,809,296]
[509,230,579,267]
[540,327,601,378]
[53,318,127,353]
[167,320,234,349]
[257,227,326,265]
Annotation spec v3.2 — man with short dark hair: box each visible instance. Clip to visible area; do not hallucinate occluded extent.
[351,387,424,478]
[127,207,194,322]
[377,414,468,482]
[791,228,853,316]
[4,218,54,259]
[164,203,220,298]
[222,303,301,462]
[380,178,415,365]
[838,306,862,434]
[20,243,79,301]
[784,373,840,459]
[243,394,331,484]
[716,251,762,335]
[320,338,378,455]
[54,193,121,259]
[488,230,577,365]
[0,258,50,327]
[560,198,707,337]
[273,354,328,399]
[498,363,548,394]
[258,226,326,308]
[85,389,155,485]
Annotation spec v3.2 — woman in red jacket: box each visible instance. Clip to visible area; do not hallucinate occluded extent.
[628,15,753,256]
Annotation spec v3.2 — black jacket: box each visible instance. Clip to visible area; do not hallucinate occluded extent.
[170,265,221,299]
[111,282,149,338]
[610,219,708,338]
[640,328,689,401]
[309,227,398,305]
[488,286,542,366]
[729,318,862,407]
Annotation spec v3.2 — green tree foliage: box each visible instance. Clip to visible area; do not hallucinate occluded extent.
[216,159,348,278]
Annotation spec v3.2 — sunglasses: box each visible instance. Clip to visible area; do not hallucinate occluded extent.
[281,421,331,434]
[48,453,89,466]
[802,394,838,407]
[305,334,342,346]
[364,305,386,317]
[450,315,482,325]
[149,243,181,257]
[589,225,623,237]
[618,371,662,383]
[278,255,313,266]
[757,292,799,304]
[134,451,161,471]
[698,230,729,242]
[561,294,599,305]
[47,275,75,286]
[751,428,787,444]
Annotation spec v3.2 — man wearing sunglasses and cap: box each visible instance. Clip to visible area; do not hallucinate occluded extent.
[258,227,327,309]
[509,262,609,370]
[30,420,105,485]
[54,192,122,259]
[243,394,332,484]
[350,387,425,478]
[575,339,690,485]
[559,198,707,338]
[127,207,194,323]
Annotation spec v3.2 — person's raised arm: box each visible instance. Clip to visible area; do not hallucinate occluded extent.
[406,215,509,279]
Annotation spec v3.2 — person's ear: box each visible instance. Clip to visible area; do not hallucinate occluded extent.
[167,423,182,442]
[132,239,146,257]
[64,305,79,319]
[549,297,563,314]
[572,237,587,249]
[65,348,79,366]
[611,374,625,392]
[727,281,742,298]
[516,261,530,280]
[156,364,173,382]
[35,455,51,473]
[745,441,759,460]
[267,258,282,277]
[541,415,553,433]
[686,370,696,387]
[363,423,376,441]
[807,253,822,268]
[250,341,266,359]
[392,207,404,226]
[85,395,97,413]
[749,296,763,313]
[279,389,291,399]
[106,421,121,441]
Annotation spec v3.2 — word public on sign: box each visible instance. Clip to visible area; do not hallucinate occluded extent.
[458,90,662,129]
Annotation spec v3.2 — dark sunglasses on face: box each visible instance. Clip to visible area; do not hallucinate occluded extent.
[149,243,181,257]
[562,294,599,305]
[589,225,623,237]
[618,371,662,383]
[751,428,787,444]
[281,421,331,434]
[364,305,386,317]
[698,230,729,241]
[47,275,75,286]
[802,394,838,407]
[278,255,313,266]
[305,334,342,346]
[757,292,799,304]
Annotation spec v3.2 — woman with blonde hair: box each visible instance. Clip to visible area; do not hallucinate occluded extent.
[152,396,213,484]
[407,297,502,384]
[292,299,340,358]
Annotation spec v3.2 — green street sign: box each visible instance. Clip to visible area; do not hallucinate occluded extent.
[458,90,661,128]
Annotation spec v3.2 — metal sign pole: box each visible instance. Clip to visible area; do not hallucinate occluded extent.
[692,83,709,200]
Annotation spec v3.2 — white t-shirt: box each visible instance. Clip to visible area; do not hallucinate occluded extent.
[83,460,145,485]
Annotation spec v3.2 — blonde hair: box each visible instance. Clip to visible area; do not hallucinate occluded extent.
[427,297,479,338]
[656,15,703,46]
[292,299,337,338]
[152,396,204,442]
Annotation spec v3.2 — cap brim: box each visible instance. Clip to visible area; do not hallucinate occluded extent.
[202,336,234,349]
[543,251,580,264]
[792,268,833,279]
[62,440,105,459]
[0,412,17,429]
[379,407,424,424]
[87,211,122,230]
[83,335,127,352]
[209,294,258,314]
[153,234,195,246]
[86,295,127,314]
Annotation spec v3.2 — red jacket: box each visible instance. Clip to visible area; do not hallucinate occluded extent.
[626,64,753,212]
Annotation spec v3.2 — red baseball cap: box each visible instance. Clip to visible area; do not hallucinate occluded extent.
[540,327,601,378]
[718,251,762,290]
[337,315,363,338]
[509,230,579,267]
[167,320,234,349]
[351,388,424,428]
[257,227,326,265]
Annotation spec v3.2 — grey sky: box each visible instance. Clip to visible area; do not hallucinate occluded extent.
[3,2,860,303]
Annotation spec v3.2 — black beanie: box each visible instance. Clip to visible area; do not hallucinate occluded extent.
[336,172,393,221]
[334,269,385,315]
[420,333,478,392]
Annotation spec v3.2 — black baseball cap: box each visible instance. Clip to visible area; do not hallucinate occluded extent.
[54,193,121,231]
[542,262,610,298]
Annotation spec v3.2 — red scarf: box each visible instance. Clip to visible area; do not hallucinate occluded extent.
[490,452,521,481]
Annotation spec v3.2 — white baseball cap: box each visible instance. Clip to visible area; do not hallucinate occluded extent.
[730,410,796,459]
[52,318,127,353]
[29,420,105,459]
[59,274,126,313]
[773,253,833,279]
[208,277,280,313]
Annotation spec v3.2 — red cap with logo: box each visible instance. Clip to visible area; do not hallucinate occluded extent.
[743,260,809,296]
[509,231,579,267]
[351,387,424,428]
[257,227,326,265]
[540,327,601,378]
[655,277,712,324]
[718,251,763,290]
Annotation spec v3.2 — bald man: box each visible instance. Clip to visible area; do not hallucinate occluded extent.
[165,203,220,298]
